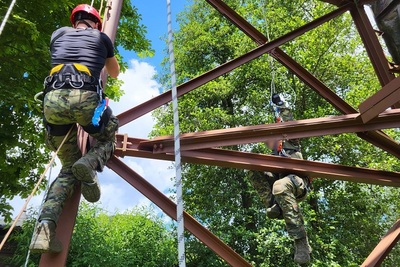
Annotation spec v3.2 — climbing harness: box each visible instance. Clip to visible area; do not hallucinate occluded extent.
[167,0,186,266]
[0,126,74,253]
[44,63,99,92]
[42,62,110,135]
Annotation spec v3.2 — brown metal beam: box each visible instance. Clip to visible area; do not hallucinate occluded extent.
[117,4,350,127]
[359,76,400,123]
[39,187,80,266]
[361,218,400,267]
[114,138,400,187]
[106,156,252,267]
[271,49,358,114]
[350,5,395,86]
[205,0,400,158]
[206,0,267,45]
[205,0,281,79]
[181,149,400,187]
[136,109,400,153]
[207,0,355,113]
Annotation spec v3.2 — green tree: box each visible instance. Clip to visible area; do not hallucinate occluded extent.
[9,203,178,266]
[151,0,400,266]
[0,0,152,221]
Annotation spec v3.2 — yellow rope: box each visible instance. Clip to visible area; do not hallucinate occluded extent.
[0,126,74,252]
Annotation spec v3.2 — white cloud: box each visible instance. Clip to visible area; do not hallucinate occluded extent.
[6,59,175,220]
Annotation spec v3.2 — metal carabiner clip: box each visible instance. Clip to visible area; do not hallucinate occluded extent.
[69,80,84,89]
[34,91,44,103]
[52,81,65,89]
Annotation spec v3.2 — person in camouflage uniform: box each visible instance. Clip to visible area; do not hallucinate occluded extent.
[29,4,120,254]
[248,94,312,264]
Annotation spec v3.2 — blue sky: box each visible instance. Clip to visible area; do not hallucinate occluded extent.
[123,0,189,73]
[6,0,191,220]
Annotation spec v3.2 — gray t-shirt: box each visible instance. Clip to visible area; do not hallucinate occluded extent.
[50,27,114,78]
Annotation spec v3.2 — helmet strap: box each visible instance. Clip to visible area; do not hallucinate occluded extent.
[76,20,93,29]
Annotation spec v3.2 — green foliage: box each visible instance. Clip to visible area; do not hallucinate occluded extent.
[9,203,177,266]
[151,0,400,266]
[0,0,152,221]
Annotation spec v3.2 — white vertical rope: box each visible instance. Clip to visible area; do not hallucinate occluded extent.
[24,165,54,267]
[166,1,186,266]
[0,0,17,36]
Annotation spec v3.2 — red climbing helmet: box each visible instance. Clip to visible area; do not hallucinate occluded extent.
[70,4,102,31]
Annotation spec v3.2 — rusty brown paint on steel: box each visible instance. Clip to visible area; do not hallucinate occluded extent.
[206,0,268,45]
[39,128,91,265]
[270,49,357,114]
[134,109,400,153]
[106,156,252,267]
[356,130,400,158]
[207,0,354,114]
[359,76,400,122]
[180,149,400,187]
[361,219,400,267]
[114,136,400,187]
[117,4,350,127]
[208,0,400,158]
[350,5,394,86]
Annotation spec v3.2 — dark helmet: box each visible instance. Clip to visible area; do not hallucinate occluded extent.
[70,4,102,31]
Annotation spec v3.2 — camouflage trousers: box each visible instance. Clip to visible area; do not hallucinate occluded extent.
[39,89,118,223]
[249,171,309,240]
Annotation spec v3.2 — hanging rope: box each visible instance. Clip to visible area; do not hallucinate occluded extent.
[166,0,186,266]
[23,162,54,267]
[0,126,74,252]
[97,0,106,20]
[0,0,17,37]
[260,0,296,109]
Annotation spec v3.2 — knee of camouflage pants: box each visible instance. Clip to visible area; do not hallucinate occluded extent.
[273,176,307,240]
[247,170,273,207]
[39,172,78,223]
[86,114,119,172]
[272,175,307,200]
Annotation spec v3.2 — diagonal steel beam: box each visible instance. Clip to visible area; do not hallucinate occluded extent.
[114,138,400,187]
[106,156,252,267]
[206,0,400,158]
[350,4,394,86]
[133,109,400,153]
[208,0,355,113]
[206,0,268,44]
[117,4,350,127]
[359,76,400,123]
[270,48,358,114]
[361,218,400,267]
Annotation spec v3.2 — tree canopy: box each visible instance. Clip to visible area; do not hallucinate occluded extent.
[0,0,152,221]
[9,203,178,266]
[151,0,400,266]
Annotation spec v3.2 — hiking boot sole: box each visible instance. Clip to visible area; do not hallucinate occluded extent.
[72,160,101,202]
